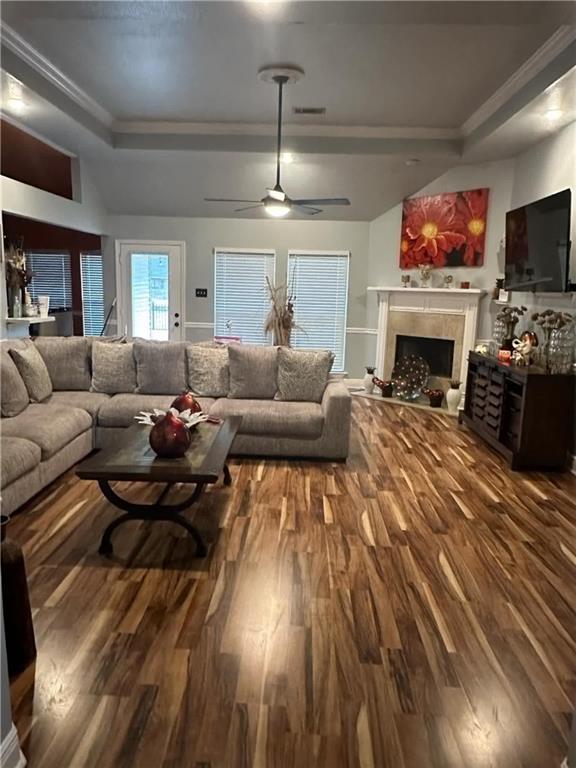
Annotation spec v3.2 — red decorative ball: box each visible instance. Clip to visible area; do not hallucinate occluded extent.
[171,391,202,414]
[149,412,191,458]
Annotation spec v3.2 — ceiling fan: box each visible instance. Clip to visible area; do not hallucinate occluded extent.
[204,66,351,217]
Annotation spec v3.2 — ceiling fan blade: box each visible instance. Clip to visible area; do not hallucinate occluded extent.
[292,198,351,206]
[234,204,264,212]
[204,198,261,203]
[294,204,322,215]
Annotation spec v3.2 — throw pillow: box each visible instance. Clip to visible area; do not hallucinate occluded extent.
[134,340,187,394]
[0,348,30,417]
[9,341,53,403]
[227,343,278,399]
[187,345,229,397]
[91,341,137,394]
[34,337,91,390]
[276,347,334,403]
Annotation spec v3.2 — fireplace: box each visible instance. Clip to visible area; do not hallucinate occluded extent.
[394,335,455,378]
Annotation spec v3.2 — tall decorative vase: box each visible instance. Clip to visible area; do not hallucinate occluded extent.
[363,366,376,394]
[446,384,461,414]
[8,287,22,318]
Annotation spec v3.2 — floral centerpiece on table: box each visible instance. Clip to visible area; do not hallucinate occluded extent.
[135,405,210,459]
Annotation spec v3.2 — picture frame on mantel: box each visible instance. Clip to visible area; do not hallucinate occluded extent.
[399,188,490,269]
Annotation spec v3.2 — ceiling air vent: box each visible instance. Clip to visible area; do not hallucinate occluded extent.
[293,106,326,115]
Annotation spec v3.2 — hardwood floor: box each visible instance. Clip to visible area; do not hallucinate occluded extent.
[8,398,576,768]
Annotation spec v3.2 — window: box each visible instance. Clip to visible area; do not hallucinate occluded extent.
[26,251,72,310]
[80,253,105,336]
[288,250,350,372]
[214,249,275,344]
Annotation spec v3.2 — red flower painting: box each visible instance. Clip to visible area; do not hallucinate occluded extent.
[399,188,489,269]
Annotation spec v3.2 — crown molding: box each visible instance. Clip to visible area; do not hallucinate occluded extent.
[462,26,576,137]
[113,120,460,141]
[1,22,114,127]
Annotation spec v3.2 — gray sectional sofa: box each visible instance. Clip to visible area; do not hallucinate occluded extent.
[0,337,351,516]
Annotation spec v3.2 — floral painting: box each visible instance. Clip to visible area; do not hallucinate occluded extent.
[399,188,489,269]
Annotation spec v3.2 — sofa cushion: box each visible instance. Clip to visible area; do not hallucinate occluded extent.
[91,341,137,394]
[187,345,229,397]
[227,344,278,399]
[1,436,42,489]
[134,341,187,394]
[47,391,111,420]
[210,398,324,439]
[9,340,53,403]
[0,348,30,417]
[0,404,92,460]
[97,393,215,428]
[34,337,91,390]
[276,347,334,403]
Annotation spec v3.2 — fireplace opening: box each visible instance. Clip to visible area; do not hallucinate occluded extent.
[394,335,455,377]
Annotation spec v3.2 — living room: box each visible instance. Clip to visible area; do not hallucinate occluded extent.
[1,2,575,767]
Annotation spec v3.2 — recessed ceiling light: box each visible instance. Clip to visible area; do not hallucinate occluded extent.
[281,152,295,164]
[6,98,26,115]
[6,78,26,115]
[543,108,563,123]
[405,158,421,166]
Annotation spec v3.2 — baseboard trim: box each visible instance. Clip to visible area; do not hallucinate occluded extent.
[0,725,26,768]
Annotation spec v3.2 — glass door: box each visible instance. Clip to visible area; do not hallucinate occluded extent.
[116,241,184,340]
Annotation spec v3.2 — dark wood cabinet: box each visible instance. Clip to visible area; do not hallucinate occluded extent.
[463,352,574,470]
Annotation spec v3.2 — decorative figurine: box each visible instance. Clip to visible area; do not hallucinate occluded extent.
[511,331,538,366]
[363,366,376,394]
[418,264,432,288]
[401,274,411,289]
[372,377,394,397]
[443,274,454,289]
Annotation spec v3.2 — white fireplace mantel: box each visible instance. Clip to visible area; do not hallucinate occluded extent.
[367,286,486,389]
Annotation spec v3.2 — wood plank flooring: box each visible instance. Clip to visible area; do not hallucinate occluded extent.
[8,398,576,768]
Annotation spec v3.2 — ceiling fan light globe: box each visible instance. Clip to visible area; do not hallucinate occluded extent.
[265,200,291,218]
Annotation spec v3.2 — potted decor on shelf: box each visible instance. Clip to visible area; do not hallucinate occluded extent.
[446,380,461,413]
[4,238,32,318]
[494,305,527,350]
[423,387,444,408]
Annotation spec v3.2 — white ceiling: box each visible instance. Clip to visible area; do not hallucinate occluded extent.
[1,1,575,222]
[0,0,566,126]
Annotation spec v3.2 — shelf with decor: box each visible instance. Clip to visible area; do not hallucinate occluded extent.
[5,316,55,325]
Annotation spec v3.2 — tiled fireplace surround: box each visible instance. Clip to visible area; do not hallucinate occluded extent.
[367,287,485,401]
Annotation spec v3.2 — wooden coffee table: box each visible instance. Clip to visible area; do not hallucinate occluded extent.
[76,417,241,557]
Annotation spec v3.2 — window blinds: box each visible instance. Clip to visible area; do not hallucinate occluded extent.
[26,252,72,310]
[214,249,275,345]
[288,251,350,372]
[80,253,105,336]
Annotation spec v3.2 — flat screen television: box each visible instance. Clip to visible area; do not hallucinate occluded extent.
[505,188,572,292]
